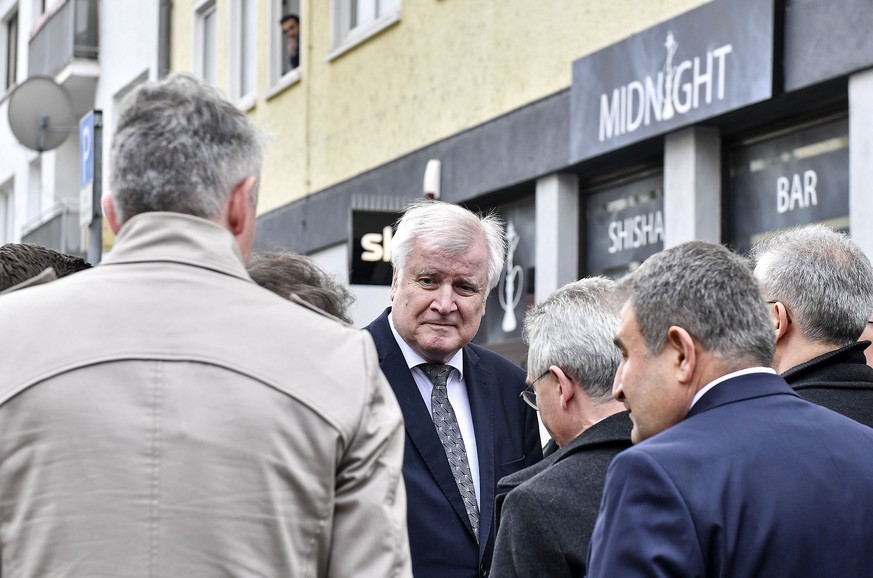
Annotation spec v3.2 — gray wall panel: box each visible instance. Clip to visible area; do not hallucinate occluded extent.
[785,0,873,91]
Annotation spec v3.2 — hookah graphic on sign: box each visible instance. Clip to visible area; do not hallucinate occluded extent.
[498,220,524,333]
[662,31,679,120]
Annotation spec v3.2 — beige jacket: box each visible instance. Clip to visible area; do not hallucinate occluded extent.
[0,213,411,578]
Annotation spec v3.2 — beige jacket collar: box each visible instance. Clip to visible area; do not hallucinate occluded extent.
[102,212,249,280]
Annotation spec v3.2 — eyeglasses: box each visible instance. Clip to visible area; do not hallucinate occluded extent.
[519,369,551,411]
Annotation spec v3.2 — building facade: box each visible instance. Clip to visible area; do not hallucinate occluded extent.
[0,0,169,258]
[109,1,873,361]
[242,0,873,362]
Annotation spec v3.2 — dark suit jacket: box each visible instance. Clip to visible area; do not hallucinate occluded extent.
[491,411,632,578]
[366,309,542,578]
[782,340,873,428]
[588,372,873,577]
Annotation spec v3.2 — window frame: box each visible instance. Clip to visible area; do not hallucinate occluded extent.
[229,0,257,109]
[1,5,17,95]
[327,0,400,62]
[266,0,301,99]
[193,0,218,86]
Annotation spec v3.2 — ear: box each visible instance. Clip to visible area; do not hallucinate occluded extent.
[223,176,258,263]
[226,177,257,236]
[102,195,121,234]
[771,301,792,343]
[666,325,696,386]
[552,366,576,410]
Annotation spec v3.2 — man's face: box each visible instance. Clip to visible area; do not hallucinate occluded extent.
[282,18,298,40]
[390,237,489,364]
[529,369,566,446]
[612,302,689,444]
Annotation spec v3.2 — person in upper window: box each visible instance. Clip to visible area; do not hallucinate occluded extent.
[280,14,300,70]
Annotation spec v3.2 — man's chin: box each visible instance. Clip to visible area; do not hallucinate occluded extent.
[416,339,462,364]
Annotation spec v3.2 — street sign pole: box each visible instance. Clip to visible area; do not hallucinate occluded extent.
[80,110,103,264]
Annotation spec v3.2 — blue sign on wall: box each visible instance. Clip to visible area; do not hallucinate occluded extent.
[80,111,95,189]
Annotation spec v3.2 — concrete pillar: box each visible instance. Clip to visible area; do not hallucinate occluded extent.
[535,173,579,302]
[663,126,721,247]
[849,68,873,258]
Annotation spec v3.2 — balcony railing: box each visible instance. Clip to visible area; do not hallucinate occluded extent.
[28,0,99,78]
[21,199,83,257]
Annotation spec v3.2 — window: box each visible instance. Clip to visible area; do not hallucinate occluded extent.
[230,0,257,105]
[0,180,13,243]
[194,0,217,85]
[268,0,300,93]
[27,157,41,224]
[329,0,400,59]
[2,8,17,94]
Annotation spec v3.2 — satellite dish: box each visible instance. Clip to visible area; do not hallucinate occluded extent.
[8,76,76,152]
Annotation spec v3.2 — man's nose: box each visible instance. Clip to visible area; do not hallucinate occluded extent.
[612,368,625,402]
[430,284,457,313]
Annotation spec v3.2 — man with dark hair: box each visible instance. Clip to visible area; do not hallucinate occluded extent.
[280,14,300,70]
[365,199,541,578]
[0,74,410,577]
[588,241,873,577]
[248,250,355,323]
[0,243,91,292]
[491,277,632,578]
[751,224,873,426]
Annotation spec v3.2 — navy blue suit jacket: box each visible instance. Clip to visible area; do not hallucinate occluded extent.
[365,308,542,578]
[588,371,873,577]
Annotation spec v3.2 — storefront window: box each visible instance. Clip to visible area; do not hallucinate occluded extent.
[728,116,849,253]
[584,171,664,279]
[475,196,535,363]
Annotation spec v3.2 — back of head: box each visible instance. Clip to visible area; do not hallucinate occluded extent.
[623,241,774,367]
[248,251,355,323]
[0,243,92,292]
[523,277,622,403]
[751,224,873,347]
[109,74,264,224]
[390,200,506,294]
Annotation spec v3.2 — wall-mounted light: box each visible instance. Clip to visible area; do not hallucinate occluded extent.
[423,159,441,199]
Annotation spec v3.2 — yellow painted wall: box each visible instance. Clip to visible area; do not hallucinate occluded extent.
[170,0,711,214]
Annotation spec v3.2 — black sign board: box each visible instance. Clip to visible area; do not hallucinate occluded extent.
[729,117,849,254]
[585,172,664,278]
[349,210,399,286]
[570,0,774,163]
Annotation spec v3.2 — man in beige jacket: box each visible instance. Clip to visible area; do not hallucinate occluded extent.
[0,74,411,578]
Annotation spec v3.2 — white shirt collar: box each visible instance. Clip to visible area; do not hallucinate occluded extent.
[388,311,465,376]
[689,366,777,409]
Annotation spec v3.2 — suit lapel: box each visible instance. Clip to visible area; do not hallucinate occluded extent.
[367,310,477,539]
[465,345,495,556]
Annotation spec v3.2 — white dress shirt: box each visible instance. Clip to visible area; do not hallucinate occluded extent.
[690,366,777,410]
[389,315,481,507]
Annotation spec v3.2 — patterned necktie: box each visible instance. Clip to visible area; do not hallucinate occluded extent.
[420,363,480,542]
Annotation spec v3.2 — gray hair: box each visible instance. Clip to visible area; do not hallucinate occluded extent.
[622,241,775,366]
[109,74,265,223]
[751,224,873,346]
[391,200,506,295]
[523,277,622,404]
